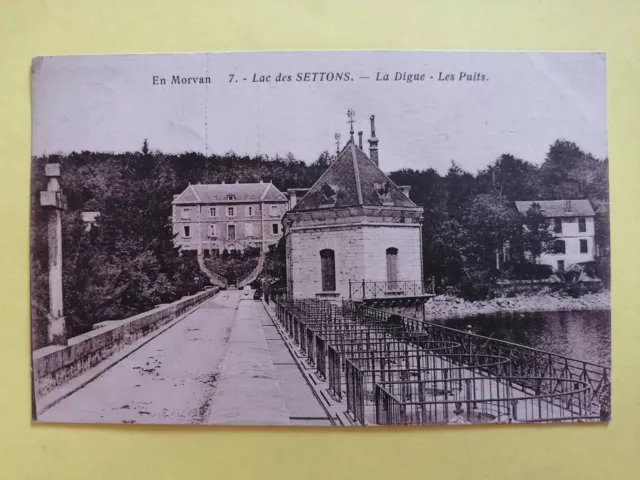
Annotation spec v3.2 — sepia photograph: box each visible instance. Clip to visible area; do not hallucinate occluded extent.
[30,51,610,426]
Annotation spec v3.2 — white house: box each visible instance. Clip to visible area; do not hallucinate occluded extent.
[515,199,596,272]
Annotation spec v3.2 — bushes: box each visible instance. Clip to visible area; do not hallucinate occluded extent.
[503,260,553,280]
[458,279,494,301]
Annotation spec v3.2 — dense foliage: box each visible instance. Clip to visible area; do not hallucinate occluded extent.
[31,139,610,347]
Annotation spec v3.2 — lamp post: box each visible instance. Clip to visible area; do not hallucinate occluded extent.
[39,163,67,346]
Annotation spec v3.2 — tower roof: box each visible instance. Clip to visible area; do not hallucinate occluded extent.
[293,139,417,211]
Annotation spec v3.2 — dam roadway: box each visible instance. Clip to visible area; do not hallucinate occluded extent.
[39,290,331,426]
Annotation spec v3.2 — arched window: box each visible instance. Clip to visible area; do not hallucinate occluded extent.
[554,240,566,255]
[320,249,336,292]
[227,194,236,201]
[386,247,398,287]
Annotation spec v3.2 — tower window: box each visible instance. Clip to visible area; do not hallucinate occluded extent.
[554,239,566,254]
[272,223,279,235]
[320,249,336,292]
[183,225,191,237]
[181,208,191,220]
[386,247,399,287]
[270,205,280,217]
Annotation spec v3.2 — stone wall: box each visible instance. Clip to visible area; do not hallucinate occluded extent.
[287,223,422,299]
[288,225,365,299]
[32,287,219,398]
[361,225,422,283]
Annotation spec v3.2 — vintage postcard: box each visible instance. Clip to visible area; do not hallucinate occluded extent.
[30,51,610,426]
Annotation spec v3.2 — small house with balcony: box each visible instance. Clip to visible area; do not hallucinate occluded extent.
[515,199,596,272]
[282,115,426,304]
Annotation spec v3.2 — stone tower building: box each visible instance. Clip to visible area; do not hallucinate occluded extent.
[283,115,425,301]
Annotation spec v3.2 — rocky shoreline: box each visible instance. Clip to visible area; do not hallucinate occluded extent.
[424,291,611,322]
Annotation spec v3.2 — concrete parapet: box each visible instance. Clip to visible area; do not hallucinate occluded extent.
[32,288,218,398]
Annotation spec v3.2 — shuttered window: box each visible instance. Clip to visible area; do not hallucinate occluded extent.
[386,247,398,287]
[320,249,336,292]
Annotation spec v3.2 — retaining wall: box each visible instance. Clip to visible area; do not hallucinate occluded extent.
[32,288,219,398]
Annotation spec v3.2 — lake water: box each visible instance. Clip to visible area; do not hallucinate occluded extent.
[444,309,611,367]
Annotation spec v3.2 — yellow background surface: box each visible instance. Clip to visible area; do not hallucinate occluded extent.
[1,1,639,478]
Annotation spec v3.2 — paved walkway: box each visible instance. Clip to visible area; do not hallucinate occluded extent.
[40,290,330,426]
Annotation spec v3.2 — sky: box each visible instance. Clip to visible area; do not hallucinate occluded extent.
[32,51,608,174]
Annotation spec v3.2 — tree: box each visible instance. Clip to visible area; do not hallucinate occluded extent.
[461,194,521,270]
[476,154,540,201]
[521,203,554,263]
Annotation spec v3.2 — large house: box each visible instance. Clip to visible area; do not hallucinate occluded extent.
[515,199,596,272]
[283,116,425,301]
[172,181,288,253]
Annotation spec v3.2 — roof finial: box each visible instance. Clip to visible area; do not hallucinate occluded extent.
[347,109,356,141]
[370,115,376,137]
[358,131,363,149]
[334,132,341,154]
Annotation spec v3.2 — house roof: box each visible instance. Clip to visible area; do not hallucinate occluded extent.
[172,182,287,204]
[293,138,417,211]
[515,200,595,217]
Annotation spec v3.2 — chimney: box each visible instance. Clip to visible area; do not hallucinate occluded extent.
[368,115,379,165]
[358,131,363,149]
[288,189,298,210]
[565,200,572,213]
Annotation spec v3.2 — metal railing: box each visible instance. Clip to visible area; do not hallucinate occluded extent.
[348,279,435,300]
[345,353,510,426]
[374,376,596,426]
[348,303,611,420]
[271,295,610,424]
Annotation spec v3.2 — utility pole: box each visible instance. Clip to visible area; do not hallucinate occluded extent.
[40,163,67,346]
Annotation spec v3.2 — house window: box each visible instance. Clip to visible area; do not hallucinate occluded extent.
[245,223,254,237]
[553,218,562,234]
[246,206,254,217]
[208,224,217,237]
[270,205,279,217]
[580,239,588,254]
[209,207,217,217]
[272,223,279,235]
[554,239,566,254]
[227,194,235,201]
[183,225,191,238]
[320,249,336,292]
[386,247,399,287]
[181,208,191,220]
[228,224,236,240]
[578,217,586,233]
[227,206,236,217]
[557,260,565,273]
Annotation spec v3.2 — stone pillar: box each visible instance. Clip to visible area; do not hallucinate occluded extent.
[40,163,67,346]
